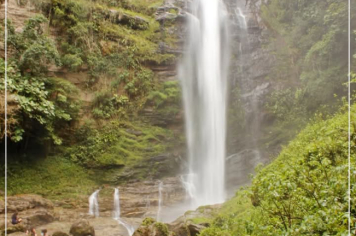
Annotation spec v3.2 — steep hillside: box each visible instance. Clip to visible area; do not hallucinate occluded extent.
[0,0,186,198]
[199,105,355,235]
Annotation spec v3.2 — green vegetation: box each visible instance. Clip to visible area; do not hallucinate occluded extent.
[200,106,355,235]
[64,120,172,168]
[142,217,156,226]
[1,0,178,148]
[249,0,356,149]
[1,16,78,145]
[147,80,181,119]
[1,157,95,200]
[0,0,181,197]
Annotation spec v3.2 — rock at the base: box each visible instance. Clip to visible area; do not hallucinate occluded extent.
[133,217,206,236]
[167,222,188,236]
[69,219,95,236]
[52,231,70,236]
[133,218,172,236]
[0,223,25,236]
[168,222,206,236]
[25,209,55,228]
[187,224,205,236]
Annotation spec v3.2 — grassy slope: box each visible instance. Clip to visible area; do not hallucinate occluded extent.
[199,105,355,236]
[3,157,95,200]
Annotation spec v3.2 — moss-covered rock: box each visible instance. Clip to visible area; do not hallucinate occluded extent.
[69,219,95,236]
[133,220,173,236]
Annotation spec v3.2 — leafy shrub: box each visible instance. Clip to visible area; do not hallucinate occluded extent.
[61,54,83,71]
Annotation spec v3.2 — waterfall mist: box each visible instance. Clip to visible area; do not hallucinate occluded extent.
[180,0,231,207]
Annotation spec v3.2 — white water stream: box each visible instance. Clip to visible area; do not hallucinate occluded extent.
[180,0,231,207]
[156,181,163,221]
[113,188,135,236]
[235,7,247,29]
[88,189,100,217]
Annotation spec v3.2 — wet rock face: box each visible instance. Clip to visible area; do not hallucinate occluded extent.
[95,177,187,219]
[224,0,276,192]
[225,149,267,193]
[69,220,95,236]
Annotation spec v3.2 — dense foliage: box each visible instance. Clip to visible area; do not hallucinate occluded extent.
[0,16,79,146]
[0,0,181,197]
[250,0,356,147]
[200,106,355,235]
[0,0,179,152]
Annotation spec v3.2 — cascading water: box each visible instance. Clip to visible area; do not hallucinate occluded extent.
[180,174,197,204]
[180,0,230,207]
[88,189,100,217]
[113,188,121,219]
[156,181,163,221]
[235,7,247,29]
[234,6,262,161]
[113,188,135,236]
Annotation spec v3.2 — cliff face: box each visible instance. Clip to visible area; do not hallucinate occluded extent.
[223,0,277,192]
[1,0,279,193]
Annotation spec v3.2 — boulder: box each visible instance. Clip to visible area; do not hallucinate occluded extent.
[24,209,56,228]
[69,219,95,236]
[133,222,172,236]
[187,224,205,236]
[168,222,206,236]
[52,231,70,236]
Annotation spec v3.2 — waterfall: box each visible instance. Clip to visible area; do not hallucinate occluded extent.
[117,219,135,236]
[179,0,230,206]
[235,7,247,29]
[88,189,100,217]
[113,188,120,219]
[156,181,163,221]
[113,188,135,236]
[180,174,197,205]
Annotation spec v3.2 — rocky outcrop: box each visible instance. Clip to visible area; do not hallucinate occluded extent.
[4,194,55,228]
[104,9,149,30]
[133,221,172,236]
[0,195,56,235]
[4,194,54,213]
[69,219,95,236]
[133,214,209,236]
[226,149,266,193]
[91,177,186,220]
[0,0,36,30]
[224,0,276,192]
